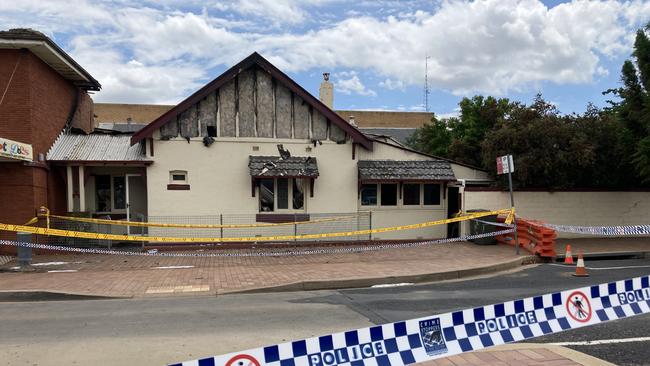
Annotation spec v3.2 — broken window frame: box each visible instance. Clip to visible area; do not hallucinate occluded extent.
[258,177,306,212]
[94,174,128,214]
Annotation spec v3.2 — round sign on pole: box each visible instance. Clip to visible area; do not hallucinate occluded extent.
[226,354,261,366]
[565,291,592,323]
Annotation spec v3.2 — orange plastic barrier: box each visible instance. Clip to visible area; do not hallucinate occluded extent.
[496,218,557,257]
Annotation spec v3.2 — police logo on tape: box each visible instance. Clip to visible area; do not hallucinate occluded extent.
[419,318,448,356]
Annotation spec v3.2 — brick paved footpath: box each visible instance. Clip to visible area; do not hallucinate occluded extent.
[0,242,528,297]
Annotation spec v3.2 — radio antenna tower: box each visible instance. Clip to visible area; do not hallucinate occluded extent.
[424,55,430,112]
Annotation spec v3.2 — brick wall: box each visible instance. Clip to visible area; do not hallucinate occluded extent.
[0,49,87,233]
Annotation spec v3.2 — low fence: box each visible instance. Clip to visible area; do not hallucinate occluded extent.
[41,212,371,248]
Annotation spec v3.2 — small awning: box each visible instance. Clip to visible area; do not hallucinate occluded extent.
[249,156,319,178]
[358,160,456,181]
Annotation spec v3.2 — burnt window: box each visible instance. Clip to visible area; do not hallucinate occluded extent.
[292,178,304,210]
[380,183,398,206]
[259,179,274,212]
[423,183,441,205]
[277,178,289,209]
[113,176,126,209]
[360,184,377,206]
[403,183,421,205]
[96,175,111,212]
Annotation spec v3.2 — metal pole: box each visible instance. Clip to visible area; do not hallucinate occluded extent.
[220,214,223,239]
[507,169,519,255]
[16,232,33,271]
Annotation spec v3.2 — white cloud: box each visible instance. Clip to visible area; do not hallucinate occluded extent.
[2,0,649,103]
[379,78,405,90]
[335,71,377,96]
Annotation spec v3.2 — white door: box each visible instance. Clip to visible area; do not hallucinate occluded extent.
[125,174,141,235]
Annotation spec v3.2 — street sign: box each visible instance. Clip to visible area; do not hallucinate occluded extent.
[496,155,514,175]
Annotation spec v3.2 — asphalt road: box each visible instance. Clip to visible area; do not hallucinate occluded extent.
[0,258,648,365]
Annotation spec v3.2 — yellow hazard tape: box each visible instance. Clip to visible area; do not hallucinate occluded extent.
[0,209,513,243]
[35,207,357,229]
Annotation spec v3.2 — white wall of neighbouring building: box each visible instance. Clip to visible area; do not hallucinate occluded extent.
[463,189,650,238]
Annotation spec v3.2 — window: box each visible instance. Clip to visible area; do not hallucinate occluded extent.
[380,183,397,206]
[403,183,420,205]
[423,183,441,205]
[260,179,274,212]
[206,126,217,137]
[277,179,289,209]
[292,178,304,210]
[259,178,305,212]
[360,184,377,206]
[170,170,188,184]
[113,176,126,209]
[96,175,111,212]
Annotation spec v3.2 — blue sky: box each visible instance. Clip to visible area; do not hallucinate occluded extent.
[1,0,649,116]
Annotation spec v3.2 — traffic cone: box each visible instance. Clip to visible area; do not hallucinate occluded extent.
[573,251,589,277]
[563,245,574,265]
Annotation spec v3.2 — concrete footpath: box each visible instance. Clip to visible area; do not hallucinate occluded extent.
[0,242,534,297]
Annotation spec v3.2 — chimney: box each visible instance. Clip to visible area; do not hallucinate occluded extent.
[348,115,356,126]
[319,72,333,108]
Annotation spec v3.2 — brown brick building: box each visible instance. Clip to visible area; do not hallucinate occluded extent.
[0,29,100,237]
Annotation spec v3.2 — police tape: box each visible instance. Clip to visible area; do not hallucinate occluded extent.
[544,223,650,236]
[0,229,514,258]
[170,275,650,366]
[469,218,514,228]
[0,208,514,243]
[36,212,358,229]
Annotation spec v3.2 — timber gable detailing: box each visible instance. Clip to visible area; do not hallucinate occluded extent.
[132,52,372,149]
[158,66,339,142]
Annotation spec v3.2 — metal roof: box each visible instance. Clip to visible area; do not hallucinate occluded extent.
[47,133,149,162]
[249,156,319,178]
[358,160,456,181]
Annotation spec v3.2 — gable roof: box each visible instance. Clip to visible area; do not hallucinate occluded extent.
[0,28,101,91]
[131,52,373,150]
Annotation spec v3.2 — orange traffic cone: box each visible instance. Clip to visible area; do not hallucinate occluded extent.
[563,245,574,265]
[573,251,589,277]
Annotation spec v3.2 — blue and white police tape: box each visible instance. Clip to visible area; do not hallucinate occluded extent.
[544,224,650,236]
[0,229,513,258]
[170,275,650,366]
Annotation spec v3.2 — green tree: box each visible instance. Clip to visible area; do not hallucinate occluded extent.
[406,115,452,157]
[604,25,650,183]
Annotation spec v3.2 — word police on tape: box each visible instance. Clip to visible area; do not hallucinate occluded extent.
[170,276,650,366]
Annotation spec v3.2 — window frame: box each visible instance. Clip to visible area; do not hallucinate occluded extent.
[422,183,442,207]
[258,177,306,212]
[169,170,188,184]
[94,174,128,214]
[360,181,444,208]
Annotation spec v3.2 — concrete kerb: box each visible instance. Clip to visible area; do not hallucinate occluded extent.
[232,255,539,294]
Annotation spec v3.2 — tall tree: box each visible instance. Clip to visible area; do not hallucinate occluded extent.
[604,25,650,183]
